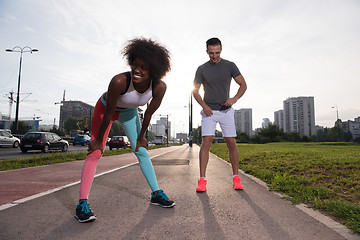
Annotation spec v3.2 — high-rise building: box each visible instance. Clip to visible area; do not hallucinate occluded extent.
[283,97,315,136]
[234,108,253,136]
[59,101,94,131]
[158,117,171,138]
[274,110,285,130]
[150,117,171,138]
[341,116,360,140]
[262,118,271,128]
[150,124,166,136]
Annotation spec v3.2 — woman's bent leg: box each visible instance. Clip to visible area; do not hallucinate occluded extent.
[118,108,159,192]
[79,98,118,200]
[79,150,102,200]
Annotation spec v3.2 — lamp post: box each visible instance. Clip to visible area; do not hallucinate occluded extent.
[5,46,38,134]
[332,104,340,141]
[189,92,193,147]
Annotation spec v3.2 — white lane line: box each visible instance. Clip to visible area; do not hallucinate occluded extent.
[0,146,181,211]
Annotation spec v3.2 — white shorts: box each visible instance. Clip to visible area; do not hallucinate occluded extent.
[201,108,236,137]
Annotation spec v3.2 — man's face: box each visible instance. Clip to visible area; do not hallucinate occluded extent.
[206,44,222,64]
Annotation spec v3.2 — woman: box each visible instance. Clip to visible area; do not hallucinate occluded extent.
[75,38,175,223]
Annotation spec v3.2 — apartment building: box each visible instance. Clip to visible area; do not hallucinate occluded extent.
[341,116,360,140]
[234,108,253,136]
[283,97,315,136]
[59,101,94,131]
[274,110,285,130]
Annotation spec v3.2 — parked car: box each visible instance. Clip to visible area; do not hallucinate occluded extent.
[73,135,91,146]
[20,132,69,153]
[0,129,20,148]
[108,136,130,150]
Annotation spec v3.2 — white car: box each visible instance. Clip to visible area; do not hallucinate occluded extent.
[0,129,20,148]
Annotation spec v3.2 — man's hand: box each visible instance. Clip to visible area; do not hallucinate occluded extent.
[203,105,213,116]
[224,97,237,107]
[136,137,148,152]
[88,139,104,155]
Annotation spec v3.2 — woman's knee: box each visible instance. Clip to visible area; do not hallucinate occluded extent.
[134,147,148,158]
[85,149,102,162]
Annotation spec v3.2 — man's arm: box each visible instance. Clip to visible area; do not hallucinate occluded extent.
[192,82,213,116]
[224,74,247,107]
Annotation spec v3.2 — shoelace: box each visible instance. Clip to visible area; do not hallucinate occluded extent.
[79,201,91,214]
[234,177,241,183]
[155,190,169,200]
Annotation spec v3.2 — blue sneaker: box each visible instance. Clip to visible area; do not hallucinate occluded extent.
[151,189,175,208]
[75,200,97,223]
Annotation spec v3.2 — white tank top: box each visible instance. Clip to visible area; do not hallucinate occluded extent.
[114,74,153,108]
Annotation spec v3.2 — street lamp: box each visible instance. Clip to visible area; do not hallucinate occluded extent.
[332,104,340,141]
[189,92,193,147]
[5,46,38,133]
[332,104,339,122]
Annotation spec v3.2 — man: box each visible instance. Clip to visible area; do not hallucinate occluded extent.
[192,37,247,192]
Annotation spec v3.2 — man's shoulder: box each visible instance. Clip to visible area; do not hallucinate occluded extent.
[198,61,210,68]
[220,58,236,65]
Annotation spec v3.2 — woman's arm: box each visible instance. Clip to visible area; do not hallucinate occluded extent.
[135,81,167,151]
[88,73,128,154]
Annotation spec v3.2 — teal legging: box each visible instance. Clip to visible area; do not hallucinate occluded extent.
[118,108,160,192]
[79,97,159,200]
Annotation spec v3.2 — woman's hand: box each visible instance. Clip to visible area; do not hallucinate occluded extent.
[88,139,104,155]
[135,137,148,152]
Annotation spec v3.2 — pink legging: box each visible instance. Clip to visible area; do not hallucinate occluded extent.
[79,97,159,200]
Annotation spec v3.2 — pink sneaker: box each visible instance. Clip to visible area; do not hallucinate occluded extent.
[196,178,207,192]
[233,175,244,190]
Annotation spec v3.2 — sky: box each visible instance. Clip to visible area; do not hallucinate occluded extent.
[1,0,359,136]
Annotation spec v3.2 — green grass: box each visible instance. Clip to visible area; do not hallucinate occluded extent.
[210,142,360,234]
[0,145,167,171]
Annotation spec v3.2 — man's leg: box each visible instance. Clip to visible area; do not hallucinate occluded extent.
[224,137,243,190]
[199,135,214,177]
[224,137,239,175]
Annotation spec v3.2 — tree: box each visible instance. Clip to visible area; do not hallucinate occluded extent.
[146,130,155,142]
[10,121,29,135]
[192,126,202,144]
[236,131,250,143]
[258,123,284,142]
[108,122,125,137]
[50,126,65,137]
[328,125,345,142]
[64,117,80,134]
[283,132,302,142]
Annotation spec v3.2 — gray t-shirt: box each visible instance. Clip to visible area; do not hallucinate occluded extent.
[194,59,241,110]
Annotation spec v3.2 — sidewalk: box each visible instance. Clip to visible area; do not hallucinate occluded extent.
[0,144,358,240]
[0,146,181,208]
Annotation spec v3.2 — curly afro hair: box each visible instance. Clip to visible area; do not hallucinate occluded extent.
[121,38,171,83]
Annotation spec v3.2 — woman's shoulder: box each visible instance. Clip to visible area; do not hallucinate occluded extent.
[108,72,131,95]
[152,80,166,96]
[112,72,131,82]
[154,80,166,89]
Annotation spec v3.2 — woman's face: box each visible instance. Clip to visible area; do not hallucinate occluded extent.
[130,58,151,83]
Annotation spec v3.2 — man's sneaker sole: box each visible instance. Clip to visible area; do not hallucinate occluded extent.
[74,215,97,223]
[151,202,176,208]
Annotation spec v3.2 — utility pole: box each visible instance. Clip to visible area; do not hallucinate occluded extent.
[6,46,38,133]
[189,93,193,147]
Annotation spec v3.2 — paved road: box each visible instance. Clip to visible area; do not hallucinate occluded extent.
[0,145,358,240]
[0,145,108,160]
